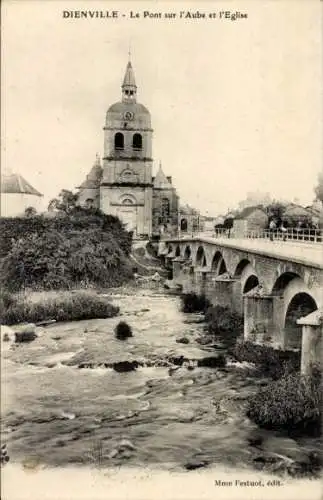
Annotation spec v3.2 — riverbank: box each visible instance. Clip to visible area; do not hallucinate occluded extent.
[2,463,322,500]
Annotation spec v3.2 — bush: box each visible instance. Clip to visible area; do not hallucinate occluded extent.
[181,293,211,313]
[231,341,300,380]
[0,291,119,325]
[247,367,322,436]
[114,321,133,340]
[0,211,132,259]
[1,227,133,292]
[205,305,243,346]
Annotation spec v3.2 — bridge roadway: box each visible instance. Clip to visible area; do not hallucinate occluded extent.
[169,234,323,269]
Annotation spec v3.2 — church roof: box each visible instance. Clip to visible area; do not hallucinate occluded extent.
[77,155,102,189]
[153,163,172,189]
[1,170,43,196]
[122,61,136,88]
[107,101,150,115]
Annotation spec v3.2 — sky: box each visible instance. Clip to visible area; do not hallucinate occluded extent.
[1,0,322,216]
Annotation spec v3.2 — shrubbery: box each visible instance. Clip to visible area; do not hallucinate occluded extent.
[247,367,322,436]
[205,305,243,346]
[1,224,133,292]
[231,341,300,379]
[181,293,211,313]
[0,290,119,325]
[0,210,132,258]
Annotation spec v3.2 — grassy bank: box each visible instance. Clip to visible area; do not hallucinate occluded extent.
[0,290,119,326]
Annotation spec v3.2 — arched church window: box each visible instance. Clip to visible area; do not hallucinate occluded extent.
[115,132,124,150]
[181,218,188,232]
[161,198,170,218]
[133,133,142,150]
[122,198,134,205]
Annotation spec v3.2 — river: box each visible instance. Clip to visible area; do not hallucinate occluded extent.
[1,288,322,486]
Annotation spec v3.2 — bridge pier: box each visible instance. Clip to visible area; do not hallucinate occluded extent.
[297,310,323,375]
[243,292,275,345]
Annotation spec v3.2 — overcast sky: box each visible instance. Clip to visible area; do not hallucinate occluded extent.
[2,0,322,215]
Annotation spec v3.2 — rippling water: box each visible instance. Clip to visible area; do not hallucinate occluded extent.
[1,289,321,473]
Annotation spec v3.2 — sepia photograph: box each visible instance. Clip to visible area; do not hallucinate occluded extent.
[1,1,322,499]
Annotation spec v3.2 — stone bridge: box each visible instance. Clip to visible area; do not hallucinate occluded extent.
[158,236,323,374]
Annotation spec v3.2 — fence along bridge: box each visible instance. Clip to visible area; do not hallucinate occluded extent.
[158,230,323,375]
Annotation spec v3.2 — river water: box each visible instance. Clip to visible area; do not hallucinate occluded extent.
[1,288,321,476]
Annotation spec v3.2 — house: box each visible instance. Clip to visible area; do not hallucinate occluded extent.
[232,206,269,237]
[1,169,44,217]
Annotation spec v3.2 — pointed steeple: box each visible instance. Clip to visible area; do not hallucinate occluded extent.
[122,55,137,103]
[153,162,172,189]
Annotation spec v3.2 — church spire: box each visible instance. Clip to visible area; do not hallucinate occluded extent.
[122,54,137,103]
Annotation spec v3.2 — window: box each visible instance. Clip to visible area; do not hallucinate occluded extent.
[122,198,134,205]
[161,198,170,218]
[114,132,124,150]
[132,133,142,150]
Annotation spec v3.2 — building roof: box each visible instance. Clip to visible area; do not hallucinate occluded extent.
[77,154,102,189]
[107,101,150,115]
[122,61,136,88]
[1,170,43,196]
[153,163,173,189]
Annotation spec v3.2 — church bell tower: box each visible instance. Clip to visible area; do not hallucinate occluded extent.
[100,59,153,237]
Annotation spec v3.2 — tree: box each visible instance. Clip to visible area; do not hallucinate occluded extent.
[48,190,78,214]
[24,206,37,217]
[314,171,323,203]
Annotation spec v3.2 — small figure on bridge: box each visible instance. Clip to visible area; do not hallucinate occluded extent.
[269,219,276,241]
[280,223,287,241]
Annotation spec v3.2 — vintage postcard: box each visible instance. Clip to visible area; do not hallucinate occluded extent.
[1,0,322,499]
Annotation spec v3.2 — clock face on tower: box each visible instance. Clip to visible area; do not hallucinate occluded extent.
[123,111,134,121]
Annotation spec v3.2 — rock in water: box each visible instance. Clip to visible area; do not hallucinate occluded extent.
[176,337,190,344]
[14,324,37,343]
[197,355,226,368]
[184,459,208,471]
[113,361,138,372]
[114,321,133,340]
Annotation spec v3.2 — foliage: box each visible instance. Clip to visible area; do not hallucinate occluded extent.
[205,305,243,337]
[1,227,133,292]
[0,290,119,325]
[25,206,37,217]
[314,170,323,203]
[247,367,322,435]
[146,241,159,258]
[48,189,79,214]
[231,341,300,380]
[114,321,133,340]
[0,210,132,259]
[181,293,211,313]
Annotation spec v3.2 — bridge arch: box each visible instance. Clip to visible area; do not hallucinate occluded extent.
[184,245,191,260]
[272,271,320,350]
[211,251,227,274]
[234,259,251,278]
[243,275,259,294]
[196,245,207,267]
[271,272,302,296]
[284,292,318,351]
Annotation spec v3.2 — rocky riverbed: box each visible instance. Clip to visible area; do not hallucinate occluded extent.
[1,289,322,479]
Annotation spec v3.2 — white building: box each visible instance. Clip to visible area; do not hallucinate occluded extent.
[1,170,43,217]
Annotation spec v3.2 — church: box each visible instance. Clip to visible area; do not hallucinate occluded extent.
[77,59,179,237]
